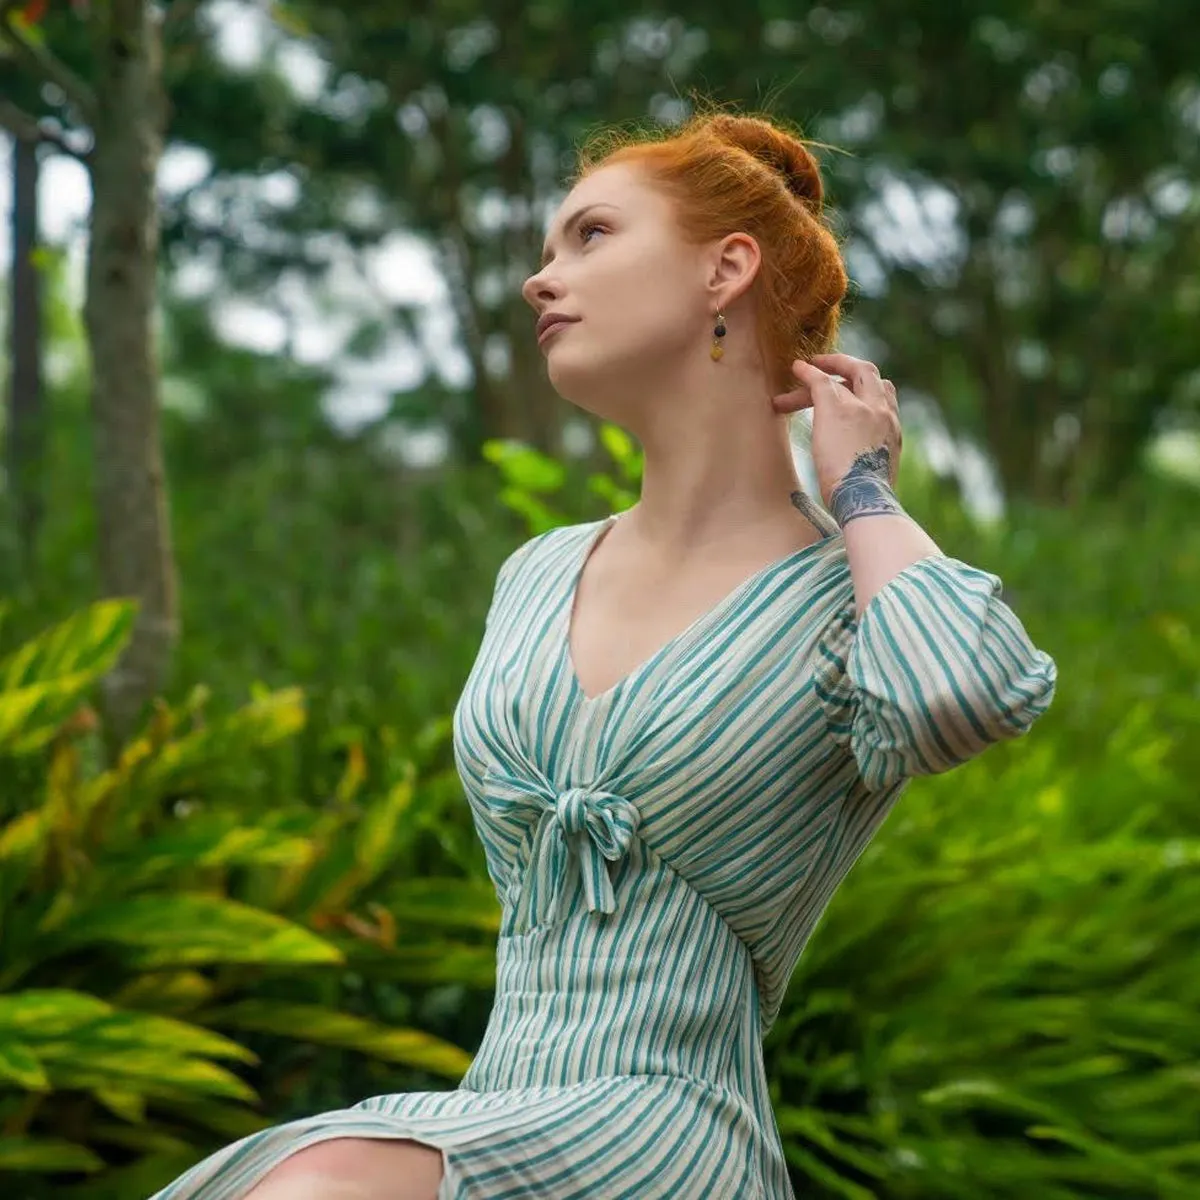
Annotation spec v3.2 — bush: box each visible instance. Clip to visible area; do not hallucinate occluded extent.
[0,602,497,1198]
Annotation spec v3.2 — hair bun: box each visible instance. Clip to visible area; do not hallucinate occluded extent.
[705,114,825,213]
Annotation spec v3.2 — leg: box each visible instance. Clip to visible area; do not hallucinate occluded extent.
[241,1137,444,1200]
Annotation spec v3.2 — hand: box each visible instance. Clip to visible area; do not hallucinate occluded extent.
[772,353,903,516]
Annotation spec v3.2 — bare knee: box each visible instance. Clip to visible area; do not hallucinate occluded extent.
[242,1137,443,1200]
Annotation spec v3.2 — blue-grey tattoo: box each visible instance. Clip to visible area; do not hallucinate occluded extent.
[828,446,905,529]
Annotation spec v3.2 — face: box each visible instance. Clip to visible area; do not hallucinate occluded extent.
[521,162,713,418]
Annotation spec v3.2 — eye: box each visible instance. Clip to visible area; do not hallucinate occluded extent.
[579,219,606,245]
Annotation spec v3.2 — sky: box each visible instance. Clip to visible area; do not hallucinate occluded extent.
[8,1,1193,512]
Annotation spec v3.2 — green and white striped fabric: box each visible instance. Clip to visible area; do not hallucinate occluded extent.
[152,515,1057,1200]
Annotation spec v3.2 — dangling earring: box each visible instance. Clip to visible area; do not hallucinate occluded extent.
[711,311,727,361]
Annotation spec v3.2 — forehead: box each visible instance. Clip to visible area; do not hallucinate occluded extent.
[559,161,643,210]
[545,162,664,238]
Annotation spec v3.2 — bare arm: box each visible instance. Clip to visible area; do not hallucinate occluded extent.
[826,447,944,619]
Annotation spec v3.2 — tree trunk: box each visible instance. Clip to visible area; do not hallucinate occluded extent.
[6,135,45,570]
[83,0,177,747]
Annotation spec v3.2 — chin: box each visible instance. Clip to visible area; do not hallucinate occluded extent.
[546,351,610,416]
[546,341,656,423]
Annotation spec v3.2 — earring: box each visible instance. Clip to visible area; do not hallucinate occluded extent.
[710,312,727,361]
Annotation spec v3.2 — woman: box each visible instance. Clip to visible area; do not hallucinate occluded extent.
[153,110,1057,1200]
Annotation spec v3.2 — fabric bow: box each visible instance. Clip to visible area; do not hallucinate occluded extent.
[484,766,641,932]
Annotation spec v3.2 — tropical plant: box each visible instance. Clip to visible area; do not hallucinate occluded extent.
[0,600,496,1196]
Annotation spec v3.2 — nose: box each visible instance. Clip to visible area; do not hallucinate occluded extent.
[521,266,562,311]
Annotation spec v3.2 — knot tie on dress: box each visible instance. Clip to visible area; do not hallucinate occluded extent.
[484,769,641,931]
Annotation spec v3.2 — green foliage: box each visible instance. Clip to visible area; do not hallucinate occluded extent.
[146,0,1200,501]
[484,425,642,532]
[0,603,493,1196]
[0,599,132,755]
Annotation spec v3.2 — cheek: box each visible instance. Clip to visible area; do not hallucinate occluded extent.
[545,248,702,388]
[597,257,699,350]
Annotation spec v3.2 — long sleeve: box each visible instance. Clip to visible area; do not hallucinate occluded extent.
[812,553,1058,792]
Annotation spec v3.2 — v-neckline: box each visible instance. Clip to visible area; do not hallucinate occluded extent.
[562,511,840,707]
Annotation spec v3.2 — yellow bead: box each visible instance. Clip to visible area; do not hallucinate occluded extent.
[710,344,724,361]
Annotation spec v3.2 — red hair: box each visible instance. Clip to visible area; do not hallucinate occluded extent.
[574,109,848,393]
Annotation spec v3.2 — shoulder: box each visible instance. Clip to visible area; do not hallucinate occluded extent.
[493,519,598,591]
[484,520,596,632]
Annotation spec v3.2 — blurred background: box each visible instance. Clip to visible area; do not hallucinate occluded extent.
[0,1,1197,1196]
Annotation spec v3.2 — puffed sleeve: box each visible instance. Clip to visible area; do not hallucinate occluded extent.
[812,553,1057,792]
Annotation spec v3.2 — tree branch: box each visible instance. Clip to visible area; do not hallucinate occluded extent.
[0,98,92,162]
[0,6,98,121]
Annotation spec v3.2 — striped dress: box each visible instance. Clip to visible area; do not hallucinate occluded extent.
[152,511,1057,1200]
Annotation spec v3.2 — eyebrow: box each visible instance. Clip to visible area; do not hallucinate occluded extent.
[540,203,620,267]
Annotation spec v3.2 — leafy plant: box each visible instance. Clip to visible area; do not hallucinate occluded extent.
[0,602,493,1195]
[483,423,642,532]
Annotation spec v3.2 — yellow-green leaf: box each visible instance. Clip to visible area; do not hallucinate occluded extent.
[0,990,255,1064]
[83,1012,256,1064]
[117,821,315,887]
[112,970,216,1013]
[385,877,501,933]
[204,1001,472,1080]
[0,599,134,691]
[49,1055,258,1104]
[0,673,95,754]
[51,895,343,967]
[354,775,416,878]
[93,1087,146,1124]
[0,989,110,1035]
[599,422,637,468]
[0,1042,49,1090]
[0,810,45,862]
[136,688,305,793]
[0,1136,103,1173]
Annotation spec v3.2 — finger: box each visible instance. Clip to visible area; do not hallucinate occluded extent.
[810,353,877,378]
[771,385,814,413]
[789,358,846,400]
[810,353,881,395]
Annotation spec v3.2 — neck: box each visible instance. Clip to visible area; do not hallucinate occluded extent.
[610,363,811,554]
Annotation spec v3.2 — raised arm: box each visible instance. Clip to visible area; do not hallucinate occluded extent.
[813,552,1057,792]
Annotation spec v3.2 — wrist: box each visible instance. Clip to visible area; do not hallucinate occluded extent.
[828,471,904,529]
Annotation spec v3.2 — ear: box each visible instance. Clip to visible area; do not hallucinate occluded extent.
[706,232,761,307]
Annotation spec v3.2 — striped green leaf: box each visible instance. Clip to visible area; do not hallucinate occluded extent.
[46,1057,257,1105]
[135,688,306,794]
[202,1000,472,1079]
[0,1135,104,1173]
[0,601,135,755]
[48,895,343,967]
[0,1041,49,1090]
[384,877,502,933]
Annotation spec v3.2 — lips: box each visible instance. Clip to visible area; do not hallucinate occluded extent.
[536,313,580,345]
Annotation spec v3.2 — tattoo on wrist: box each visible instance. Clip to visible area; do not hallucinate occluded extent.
[829,446,905,529]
